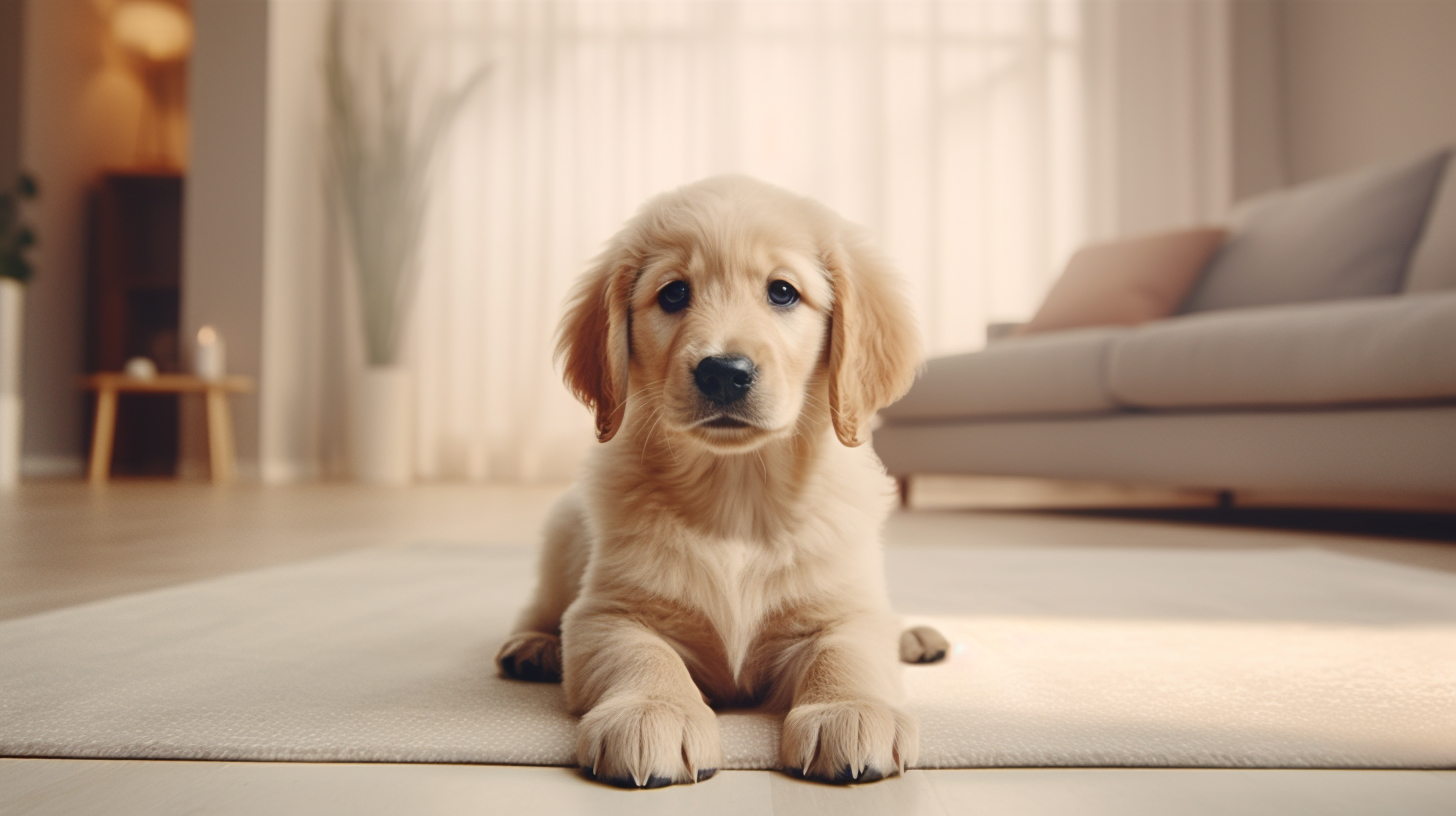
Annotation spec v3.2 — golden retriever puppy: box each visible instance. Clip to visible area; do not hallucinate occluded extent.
[496,175,945,788]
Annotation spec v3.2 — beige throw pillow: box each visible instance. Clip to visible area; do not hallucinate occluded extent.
[1020,227,1227,335]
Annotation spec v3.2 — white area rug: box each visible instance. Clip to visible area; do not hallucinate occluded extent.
[2,542,1454,769]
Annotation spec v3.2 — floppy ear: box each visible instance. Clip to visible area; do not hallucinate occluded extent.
[556,242,638,443]
[823,232,923,447]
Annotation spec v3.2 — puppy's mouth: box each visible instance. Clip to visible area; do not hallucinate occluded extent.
[698,415,754,430]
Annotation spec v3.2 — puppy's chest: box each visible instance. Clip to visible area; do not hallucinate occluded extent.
[660,539,794,680]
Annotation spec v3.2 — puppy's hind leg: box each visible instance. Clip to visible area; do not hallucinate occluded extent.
[497,631,563,683]
[496,491,591,683]
[899,625,949,664]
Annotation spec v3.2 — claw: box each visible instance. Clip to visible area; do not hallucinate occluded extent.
[588,769,676,789]
[829,764,883,785]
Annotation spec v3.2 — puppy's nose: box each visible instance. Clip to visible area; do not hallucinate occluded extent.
[694,355,756,405]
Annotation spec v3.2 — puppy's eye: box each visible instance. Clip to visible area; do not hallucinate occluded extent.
[658,280,690,313]
[767,280,800,307]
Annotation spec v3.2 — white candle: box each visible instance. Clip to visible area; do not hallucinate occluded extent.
[195,325,226,381]
[124,356,157,380]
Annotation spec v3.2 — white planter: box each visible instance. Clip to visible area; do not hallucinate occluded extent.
[352,365,413,486]
[0,278,22,488]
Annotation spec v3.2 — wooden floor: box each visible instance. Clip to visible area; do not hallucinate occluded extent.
[0,481,560,621]
[2,479,1454,814]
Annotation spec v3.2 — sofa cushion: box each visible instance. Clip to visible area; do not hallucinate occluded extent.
[1020,227,1227,335]
[1182,148,1452,313]
[881,327,1126,422]
[1404,144,1456,293]
[1108,291,1456,409]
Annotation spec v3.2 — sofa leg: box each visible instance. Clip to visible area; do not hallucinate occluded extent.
[896,476,911,509]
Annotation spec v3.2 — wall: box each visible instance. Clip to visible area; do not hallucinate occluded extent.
[183,0,336,483]
[1281,0,1456,181]
[17,0,145,476]
[180,0,269,480]
[1079,0,1456,233]
[1076,0,1454,232]
[1229,0,1288,200]
[0,0,20,184]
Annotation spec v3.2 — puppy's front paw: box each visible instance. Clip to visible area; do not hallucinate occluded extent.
[578,697,723,788]
[496,632,562,682]
[781,700,917,784]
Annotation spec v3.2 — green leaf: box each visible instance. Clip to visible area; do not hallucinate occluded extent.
[1,255,32,284]
[16,173,37,199]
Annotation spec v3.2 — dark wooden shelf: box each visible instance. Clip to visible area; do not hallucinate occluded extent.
[85,170,184,477]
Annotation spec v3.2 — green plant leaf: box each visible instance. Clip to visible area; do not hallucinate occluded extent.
[1,255,32,284]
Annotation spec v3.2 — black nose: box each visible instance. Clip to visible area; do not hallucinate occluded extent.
[694,355,756,405]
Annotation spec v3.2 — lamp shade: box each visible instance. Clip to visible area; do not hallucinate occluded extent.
[112,1,193,63]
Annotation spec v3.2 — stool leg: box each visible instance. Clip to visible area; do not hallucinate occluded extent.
[205,388,236,485]
[88,388,118,486]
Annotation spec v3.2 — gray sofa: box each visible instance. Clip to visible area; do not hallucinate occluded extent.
[874,148,1456,503]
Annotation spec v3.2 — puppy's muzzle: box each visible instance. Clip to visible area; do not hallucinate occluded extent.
[694,355,756,405]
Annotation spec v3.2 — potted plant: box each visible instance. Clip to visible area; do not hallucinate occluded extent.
[323,2,486,485]
[0,172,37,488]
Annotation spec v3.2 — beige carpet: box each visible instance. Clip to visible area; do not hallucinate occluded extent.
[1,542,1453,769]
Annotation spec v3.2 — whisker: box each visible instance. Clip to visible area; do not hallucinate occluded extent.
[642,406,668,467]
[799,391,829,410]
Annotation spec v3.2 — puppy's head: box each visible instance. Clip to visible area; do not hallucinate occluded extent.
[558,176,920,453]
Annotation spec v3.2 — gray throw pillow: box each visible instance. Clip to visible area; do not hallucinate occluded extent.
[1181,147,1452,312]
[1404,148,1456,293]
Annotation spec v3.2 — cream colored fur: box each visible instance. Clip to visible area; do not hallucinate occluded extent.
[496,176,924,787]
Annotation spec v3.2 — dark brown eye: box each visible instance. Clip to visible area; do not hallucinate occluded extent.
[767,280,799,307]
[658,280,690,313]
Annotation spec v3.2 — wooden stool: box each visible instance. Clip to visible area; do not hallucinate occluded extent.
[81,373,255,485]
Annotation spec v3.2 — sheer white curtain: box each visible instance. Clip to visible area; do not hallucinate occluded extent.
[395,0,1091,482]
